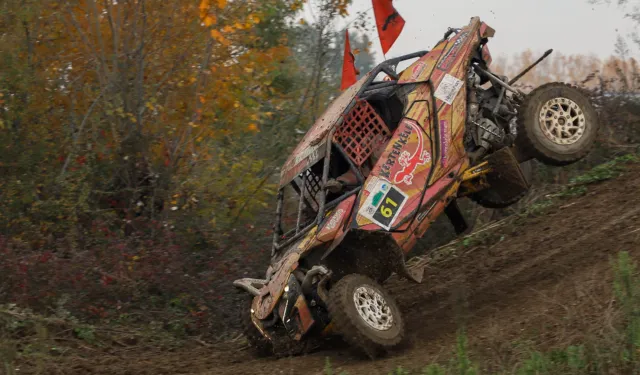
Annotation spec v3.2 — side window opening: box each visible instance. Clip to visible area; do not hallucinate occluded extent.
[275,92,402,247]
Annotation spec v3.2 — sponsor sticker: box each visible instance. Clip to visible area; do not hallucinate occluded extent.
[437,31,469,71]
[440,120,450,168]
[393,120,431,185]
[294,143,322,166]
[324,209,345,232]
[434,74,464,105]
[409,61,428,80]
[358,179,408,230]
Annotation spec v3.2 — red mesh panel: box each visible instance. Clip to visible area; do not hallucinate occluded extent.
[333,100,391,166]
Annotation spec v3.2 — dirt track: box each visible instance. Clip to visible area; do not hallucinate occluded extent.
[60,163,640,375]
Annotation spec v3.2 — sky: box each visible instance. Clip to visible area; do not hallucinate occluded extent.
[333,0,637,65]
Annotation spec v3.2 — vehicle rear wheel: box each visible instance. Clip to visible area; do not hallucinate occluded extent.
[516,82,599,166]
[469,159,533,209]
[327,274,404,358]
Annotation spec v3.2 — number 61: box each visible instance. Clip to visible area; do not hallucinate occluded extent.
[379,197,398,218]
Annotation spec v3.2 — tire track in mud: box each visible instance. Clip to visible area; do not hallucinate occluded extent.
[72,164,640,375]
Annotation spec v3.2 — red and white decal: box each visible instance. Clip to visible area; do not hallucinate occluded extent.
[324,209,345,231]
[409,61,427,80]
[393,120,431,185]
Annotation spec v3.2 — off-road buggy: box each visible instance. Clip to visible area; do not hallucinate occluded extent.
[233,16,599,358]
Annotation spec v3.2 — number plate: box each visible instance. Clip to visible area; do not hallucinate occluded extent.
[359,177,408,230]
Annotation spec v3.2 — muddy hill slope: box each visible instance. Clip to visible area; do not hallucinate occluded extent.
[25,161,640,375]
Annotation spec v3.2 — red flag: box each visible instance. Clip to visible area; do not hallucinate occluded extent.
[341,29,359,91]
[372,0,405,55]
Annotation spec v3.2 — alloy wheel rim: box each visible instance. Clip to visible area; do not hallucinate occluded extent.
[539,97,586,145]
[353,285,393,331]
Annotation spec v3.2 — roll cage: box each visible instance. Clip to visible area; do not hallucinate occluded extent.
[271,50,430,256]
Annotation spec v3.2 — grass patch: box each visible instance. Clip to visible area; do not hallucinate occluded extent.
[557,153,638,199]
[0,303,194,373]
[323,251,640,375]
[520,152,638,216]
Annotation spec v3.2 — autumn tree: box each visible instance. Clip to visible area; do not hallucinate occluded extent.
[0,0,357,248]
[0,0,362,334]
[491,50,602,89]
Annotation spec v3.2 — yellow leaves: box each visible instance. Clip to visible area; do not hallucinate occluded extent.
[199,0,210,19]
[336,1,349,16]
[222,25,234,33]
[244,67,254,74]
[290,0,304,12]
[353,48,360,55]
[198,95,206,104]
[298,18,306,25]
[200,0,222,25]
[210,29,231,46]
[203,15,217,27]
[249,14,261,24]
[247,123,259,132]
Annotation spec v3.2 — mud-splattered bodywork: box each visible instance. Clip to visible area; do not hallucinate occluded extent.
[236,17,498,343]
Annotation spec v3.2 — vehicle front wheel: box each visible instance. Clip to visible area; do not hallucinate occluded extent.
[516,82,599,166]
[327,274,404,358]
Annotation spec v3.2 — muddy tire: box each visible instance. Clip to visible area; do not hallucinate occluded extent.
[516,82,599,166]
[241,299,274,357]
[242,298,313,358]
[470,160,533,209]
[327,274,404,358]
[470,189,527,209]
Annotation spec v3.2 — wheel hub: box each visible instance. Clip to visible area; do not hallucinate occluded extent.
[353,285,393,331]
[539,97,586,145]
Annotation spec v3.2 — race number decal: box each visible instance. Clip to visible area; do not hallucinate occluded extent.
[359,179,408,230]
[434,74,464,105]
